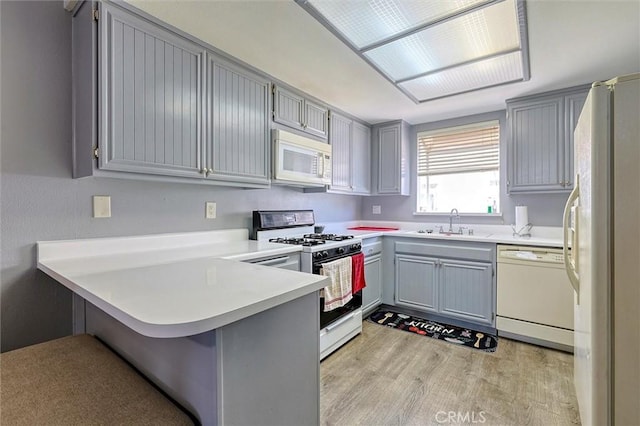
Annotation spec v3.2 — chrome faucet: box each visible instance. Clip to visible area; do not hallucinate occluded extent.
[448,208,459,233]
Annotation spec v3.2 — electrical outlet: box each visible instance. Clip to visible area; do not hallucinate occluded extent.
[372,205,381,215]
[93,196,111,218]
[205,202,217,219]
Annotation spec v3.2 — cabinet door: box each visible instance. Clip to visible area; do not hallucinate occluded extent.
[362,254,382,314]
[304,100,329,140]
[273,86,304,130]
[508,96,565,192]
[564,90,588,189]
[439,259,493,325]
[208,58,270,185]
[351,122,371,194]
[395,255,438,312]
[378,124,401,194]
[100,3,205,178]
[329,112,353,191]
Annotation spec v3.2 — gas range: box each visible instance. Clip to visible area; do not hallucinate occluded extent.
[252,209,364,360]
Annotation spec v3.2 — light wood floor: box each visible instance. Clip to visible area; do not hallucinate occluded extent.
[320,321,580,426]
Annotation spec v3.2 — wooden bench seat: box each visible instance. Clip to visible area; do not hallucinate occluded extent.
[0,334,195,425]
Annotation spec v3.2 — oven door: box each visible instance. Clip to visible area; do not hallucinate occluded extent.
[315,254,363,330]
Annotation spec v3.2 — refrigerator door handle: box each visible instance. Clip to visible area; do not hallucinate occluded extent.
[563,177,580,300]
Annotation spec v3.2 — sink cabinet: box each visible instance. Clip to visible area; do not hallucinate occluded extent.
[393,240,495,326]
[395,255,438,312]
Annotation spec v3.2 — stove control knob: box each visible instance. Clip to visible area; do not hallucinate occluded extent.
[351,243,361,251]
[313,252,321,259]
[337,247,345,255]
[321,251,329,258]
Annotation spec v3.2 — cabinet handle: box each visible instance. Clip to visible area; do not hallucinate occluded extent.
[200,168,207,176]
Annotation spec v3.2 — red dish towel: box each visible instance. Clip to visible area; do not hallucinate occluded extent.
[351,252,366,293]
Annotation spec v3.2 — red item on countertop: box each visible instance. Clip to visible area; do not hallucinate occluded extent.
[347,226,399,231]
[351,252,366,293]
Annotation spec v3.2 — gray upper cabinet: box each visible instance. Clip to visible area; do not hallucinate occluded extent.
[351,122,372,194]
[99,2,206,179]
[374,121,410,195]
[273,86,329,140]
[507,85,589,193]
[304,100,330,139]
[328,113,372,195]
[73,2,273,187]
[329,112,353,192]
[207,57,270,186]
[564,90,588,189]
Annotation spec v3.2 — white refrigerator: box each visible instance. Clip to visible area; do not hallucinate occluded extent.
[563,73,639,426]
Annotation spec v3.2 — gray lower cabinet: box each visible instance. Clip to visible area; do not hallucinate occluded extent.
[439,259,493,324]
[507,85,589,193]
[207,58,270,185]
[395,255,438,312]
[362,254,383,314]
[393,240,495,326]
[273,86,329,140]
[373,121,410,195]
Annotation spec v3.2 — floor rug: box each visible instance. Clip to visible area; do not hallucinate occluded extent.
[367,308,498,352]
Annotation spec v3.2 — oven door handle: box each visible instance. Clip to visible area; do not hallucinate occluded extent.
[325,311,356,332]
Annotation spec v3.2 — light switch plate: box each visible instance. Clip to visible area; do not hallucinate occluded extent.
[205,202,217,219]
[93,196,111,218]
[372,205,382,215]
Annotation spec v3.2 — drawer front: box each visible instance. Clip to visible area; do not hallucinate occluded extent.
[362,241,382,257]
[395,241,493,262]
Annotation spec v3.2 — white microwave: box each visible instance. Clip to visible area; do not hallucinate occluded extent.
[273,129,331,186]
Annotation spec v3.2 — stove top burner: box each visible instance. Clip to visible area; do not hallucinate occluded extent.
[268,237,326,247]
[268,233,355,247]
[303,233,354,241]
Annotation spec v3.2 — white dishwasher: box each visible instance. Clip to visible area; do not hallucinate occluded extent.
[496,245,574,351]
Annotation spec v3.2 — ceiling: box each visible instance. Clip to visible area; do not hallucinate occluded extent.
[126,0,640,125]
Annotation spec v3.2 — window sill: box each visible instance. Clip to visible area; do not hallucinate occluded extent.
[413,212,503,218]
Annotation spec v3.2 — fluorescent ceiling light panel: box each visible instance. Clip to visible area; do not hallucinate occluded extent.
[398,50,524,100]
[297,0,530,103]
[306,0,487,49]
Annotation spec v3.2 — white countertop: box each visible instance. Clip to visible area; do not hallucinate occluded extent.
[37,230,326,338]
[322,221,564,248]
[37,223,563,338]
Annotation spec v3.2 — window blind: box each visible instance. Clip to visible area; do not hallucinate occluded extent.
[417,121,499,176]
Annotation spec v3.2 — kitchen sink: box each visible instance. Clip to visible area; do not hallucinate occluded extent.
[406,230,492,239]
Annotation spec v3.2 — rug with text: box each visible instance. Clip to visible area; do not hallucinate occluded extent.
[367,309,498,352]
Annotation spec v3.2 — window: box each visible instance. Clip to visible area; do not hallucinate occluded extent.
[417,121,500,214]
